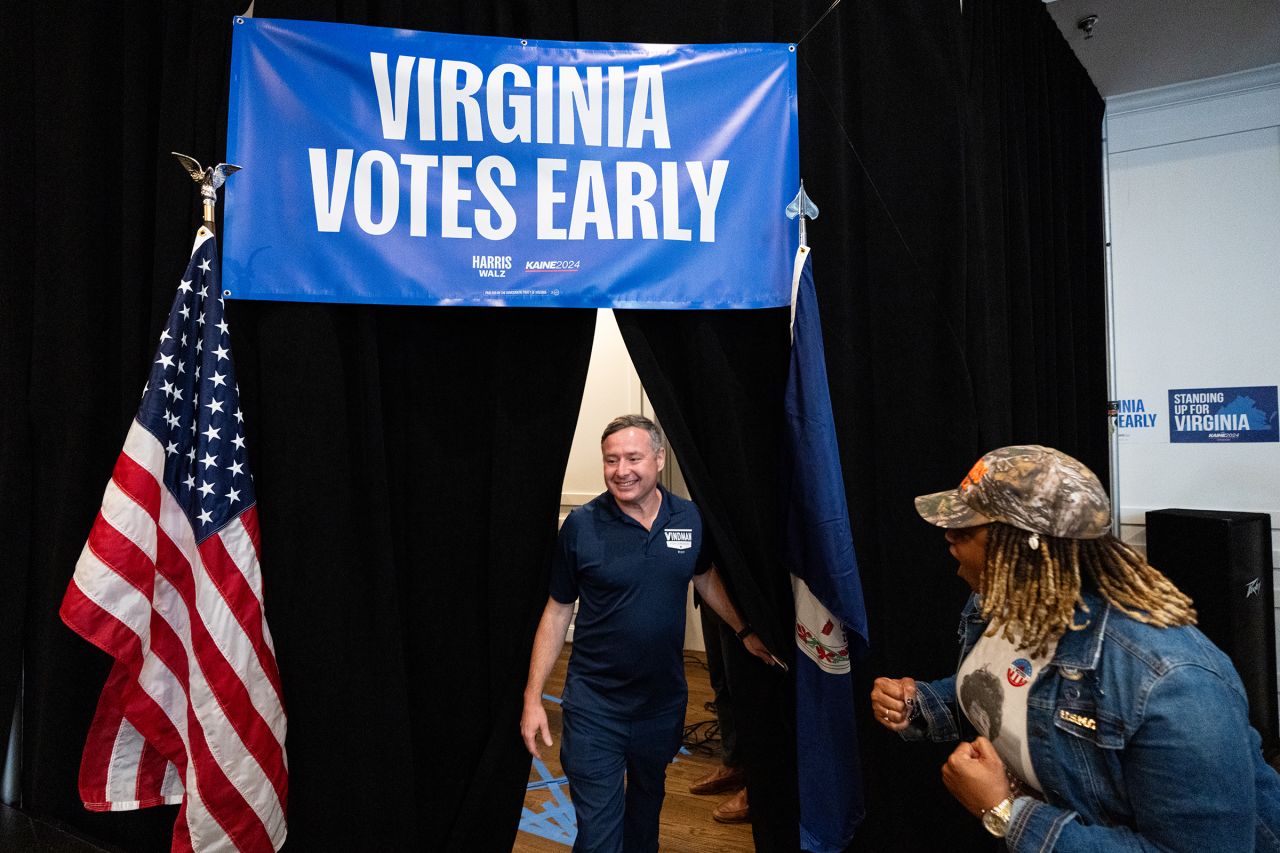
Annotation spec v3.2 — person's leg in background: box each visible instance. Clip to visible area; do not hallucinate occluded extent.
[689,606,750,822]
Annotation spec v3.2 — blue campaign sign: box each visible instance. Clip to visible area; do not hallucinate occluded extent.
[1168,386,1279,443]
[224,18,799,309]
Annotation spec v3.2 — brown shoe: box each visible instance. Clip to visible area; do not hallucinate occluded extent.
[689,764,746,796]
[712,788,750,823]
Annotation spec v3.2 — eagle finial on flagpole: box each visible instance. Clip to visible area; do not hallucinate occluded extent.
[172,152,241,232]
[786,181,820,248]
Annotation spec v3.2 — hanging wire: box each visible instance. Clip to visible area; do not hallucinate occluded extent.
[795,0,846,46]
[792,0,923,276]
[795,49,925,282]
[791,3,972,392]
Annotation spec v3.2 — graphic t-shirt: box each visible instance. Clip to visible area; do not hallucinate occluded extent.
[955,628,1058,792]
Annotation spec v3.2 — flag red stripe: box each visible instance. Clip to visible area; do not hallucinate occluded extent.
[66,441,285,844]
[60,557,148,677]
[184,716,275,853]
[238,506,262,561]
[87,509,155,595]
[75,659,130,804]
[63,584,191,808]
[173,800,195,853]
[137,724,172,802]
[111,448,162,525]
[144,593,278,846]
[156,525,288,810]
[199,532,285,704]
[96,569,278,845]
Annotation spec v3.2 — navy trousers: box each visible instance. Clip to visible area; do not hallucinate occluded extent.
[560,706,685,853]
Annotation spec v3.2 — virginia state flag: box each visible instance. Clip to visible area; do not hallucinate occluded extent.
[782,246,868,852]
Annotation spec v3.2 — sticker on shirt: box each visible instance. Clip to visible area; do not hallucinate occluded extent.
[1007,658,1033,688]
[663,529,693,551]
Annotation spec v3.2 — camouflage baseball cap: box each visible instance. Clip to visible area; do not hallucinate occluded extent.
[914,445,1112,539]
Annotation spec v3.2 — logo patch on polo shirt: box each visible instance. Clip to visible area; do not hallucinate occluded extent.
[663,529,692,550]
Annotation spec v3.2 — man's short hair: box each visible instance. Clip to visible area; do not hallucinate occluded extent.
[601,415,665,454]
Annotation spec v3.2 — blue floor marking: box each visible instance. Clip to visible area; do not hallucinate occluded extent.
[521,757,576,845]
[521,691,575,846]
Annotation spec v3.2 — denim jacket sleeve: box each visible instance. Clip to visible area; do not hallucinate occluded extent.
[902,595,986,744]
[900,674,961,743]
[1005,661,1259,853]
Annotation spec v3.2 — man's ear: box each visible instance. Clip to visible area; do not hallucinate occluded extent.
[656,446,666,471]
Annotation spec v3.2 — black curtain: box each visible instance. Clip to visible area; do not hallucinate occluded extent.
[2,3,596,851]
[2,1,1104,851]
[793,0,1106,850]
[617,308,798,851]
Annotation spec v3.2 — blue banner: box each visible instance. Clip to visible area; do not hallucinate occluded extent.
[224,18,799,309]
[1168,385,1278,443]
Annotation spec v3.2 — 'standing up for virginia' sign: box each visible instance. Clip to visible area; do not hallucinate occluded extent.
[224,18,799,309]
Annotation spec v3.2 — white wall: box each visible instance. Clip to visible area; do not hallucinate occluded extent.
[1106,63,1280,559]
[1105,63,1280,696]
[560,310,647,506]
[558,309,706,651]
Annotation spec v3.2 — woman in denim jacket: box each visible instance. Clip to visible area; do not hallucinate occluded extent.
[871,445,1280,851]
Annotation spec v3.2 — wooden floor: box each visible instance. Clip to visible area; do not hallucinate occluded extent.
[515,648,754,852]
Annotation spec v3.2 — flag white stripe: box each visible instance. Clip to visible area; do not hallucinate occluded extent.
[150,566,286,841]
[99,477,159,562]
[218,517,265,605]
[100,716,185,811]
[156,483,287,746]
[146,572,268,846]
[123,419,167,478]
[218,517,280,658]
[161,760,182,800]
[73,549,153,642]
[106,718,145,804]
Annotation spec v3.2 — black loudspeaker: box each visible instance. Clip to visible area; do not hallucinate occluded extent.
[1145,509,1278,756]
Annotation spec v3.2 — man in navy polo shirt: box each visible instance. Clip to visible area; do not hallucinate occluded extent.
[521,414,775,853]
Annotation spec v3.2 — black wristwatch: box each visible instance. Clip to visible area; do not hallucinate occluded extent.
[735,624,755,640]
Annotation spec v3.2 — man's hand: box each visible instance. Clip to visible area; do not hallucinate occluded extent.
[520,698,553,760]
[870,676,918,732]
[743,632,778,666]
[941,737,1010,817]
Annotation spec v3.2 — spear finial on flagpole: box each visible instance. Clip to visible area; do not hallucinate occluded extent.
[786,181,820,248]
[171,153,241,233]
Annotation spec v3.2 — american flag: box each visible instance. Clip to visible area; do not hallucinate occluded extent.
[60,227,288,852]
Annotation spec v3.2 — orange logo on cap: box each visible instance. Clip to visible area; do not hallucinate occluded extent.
[959,459,987,492]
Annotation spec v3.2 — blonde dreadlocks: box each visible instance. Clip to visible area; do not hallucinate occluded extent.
[978,522,1196,657]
